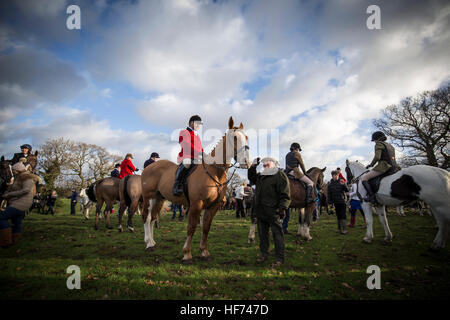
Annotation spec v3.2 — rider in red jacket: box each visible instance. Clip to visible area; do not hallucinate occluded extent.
[118,153,138,179]
[173,115,204,196]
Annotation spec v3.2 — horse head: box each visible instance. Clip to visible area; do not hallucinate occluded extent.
[0,156,13,185]
[307,167,326,188]
[26,150,38,173]
[345,159,365,182]
[226,116,250,169]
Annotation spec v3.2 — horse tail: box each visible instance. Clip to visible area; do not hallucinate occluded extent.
[123,175,132,207]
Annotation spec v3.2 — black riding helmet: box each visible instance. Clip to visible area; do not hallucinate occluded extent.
[20,144,32,151]
[290,142,301,151]
[371,131,387,142]
[150,152,160,158]
[189,115,202,124]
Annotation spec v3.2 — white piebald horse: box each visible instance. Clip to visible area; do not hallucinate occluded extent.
[79,188,94,220]
[345,160,450,250]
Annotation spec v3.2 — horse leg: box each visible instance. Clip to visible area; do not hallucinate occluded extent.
[144,198,164,251]
[118,201,127,232]
[127,200,138,232]
[429,205,449,251]
[376,205,393,244]
[362,202,374,243]
[182,203,202,264]
[105,202,113,229]
[199,206,219,260]
[95,200,103,230]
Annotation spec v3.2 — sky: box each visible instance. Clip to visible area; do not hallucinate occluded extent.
[1,0,449,180]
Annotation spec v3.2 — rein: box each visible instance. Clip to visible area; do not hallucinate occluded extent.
[201,152,237,189]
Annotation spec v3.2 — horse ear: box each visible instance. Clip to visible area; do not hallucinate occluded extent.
[228,116,234,129]
[1,156,4,161]
[35,150,38,156]
[321,167,326,172]
[345,159,349,165]
[239,122,244,129]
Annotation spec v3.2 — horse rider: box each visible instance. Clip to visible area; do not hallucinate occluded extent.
[172,115,204,196]
[361,131,399,203]
[0,162,40,247]
[285,142,314,204]
[336,167,347,183]
[144,152,160,169]
[10,144,32,166]
[111,163,120,178]
[118,153,139,179]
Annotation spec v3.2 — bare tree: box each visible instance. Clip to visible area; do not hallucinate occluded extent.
[373,84,450,169]
[37,138,73,191]
[226,171,243,199]
[65,142,95,189]
[88,146,122,181]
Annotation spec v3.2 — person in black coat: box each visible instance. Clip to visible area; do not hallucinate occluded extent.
[111,164,120,178]
[10,144,32,165]
[327,170,349,234]
[144,152,160,169]
[69,189,78,215]
[46,190,57,216]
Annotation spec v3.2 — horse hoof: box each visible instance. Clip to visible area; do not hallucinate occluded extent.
[362,238,372,244]
[382,240,392,246]
[182,259,193,265]
[128,227,135,233]
[118,227,123,233]
[200,255,211,261]
[106,226,113,230]
[428,245,442,252]
[94,226,98,230]
[145,246,156,252]
[248,239,254,244]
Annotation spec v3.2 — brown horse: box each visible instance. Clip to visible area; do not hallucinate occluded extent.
[288,167,326,241]
[87,177,120,230]
[141,116,250,263]
[118,174,142,232]
[25,151,38,173]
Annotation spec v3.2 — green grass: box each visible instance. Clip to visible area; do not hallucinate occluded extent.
[1,199,449,300]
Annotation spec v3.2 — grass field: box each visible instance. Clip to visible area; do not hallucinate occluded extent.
[1,198,449,300]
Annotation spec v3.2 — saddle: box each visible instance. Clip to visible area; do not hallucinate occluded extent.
[368,166,400,193]
[284,169,308,188]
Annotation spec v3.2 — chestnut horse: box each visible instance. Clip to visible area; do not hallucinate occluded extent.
[288,167,326,241]
[118,174,142,233]
[141,117,251,263]
[87,177,120,230]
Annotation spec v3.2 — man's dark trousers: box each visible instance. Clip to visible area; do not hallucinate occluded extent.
[257,216,285,263]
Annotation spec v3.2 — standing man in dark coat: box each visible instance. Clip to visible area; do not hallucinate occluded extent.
[248,157,291,267]
[111,164,120,178]
[327,170,350,234]
[69,189,78,215]
[144,152,160,169]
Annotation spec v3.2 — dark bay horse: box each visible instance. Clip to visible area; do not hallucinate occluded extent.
[118,174,143,232]
[0,156,13,207]
[87,177,120,230]
[141,117,251,263]
[288,167,326,241]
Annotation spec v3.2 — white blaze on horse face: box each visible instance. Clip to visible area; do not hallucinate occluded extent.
[234,129,250,168]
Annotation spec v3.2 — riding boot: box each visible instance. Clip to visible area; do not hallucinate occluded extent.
[0,228,12,248]
[362,181,376,203]
[305,185,314,204]
[348,215,356,227]
[173,164,188,196]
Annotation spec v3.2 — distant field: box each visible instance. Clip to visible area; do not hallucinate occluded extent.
[0,199,449,300]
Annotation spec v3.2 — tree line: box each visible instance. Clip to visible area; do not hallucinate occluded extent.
[37,138,121,193]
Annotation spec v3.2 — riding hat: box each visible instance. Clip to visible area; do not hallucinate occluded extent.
[189,115,202,124]
[151,152,160,158]
[290,142,301,151]
[125,153,133,159]
[20,144,32,151]
[371,131,387,141]
[114,163,121,168]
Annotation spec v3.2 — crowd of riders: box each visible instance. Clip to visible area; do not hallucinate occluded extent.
[0,114,400,267]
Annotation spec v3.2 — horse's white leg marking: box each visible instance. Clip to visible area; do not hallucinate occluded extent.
[362,202,374,243]
[248,223,256,243]
[376,205,392,242]
[144,199,155,249]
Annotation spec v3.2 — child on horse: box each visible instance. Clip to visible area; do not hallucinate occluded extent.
[285,142,314,204]
[173,115,204,196]
[361,131,399,203]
